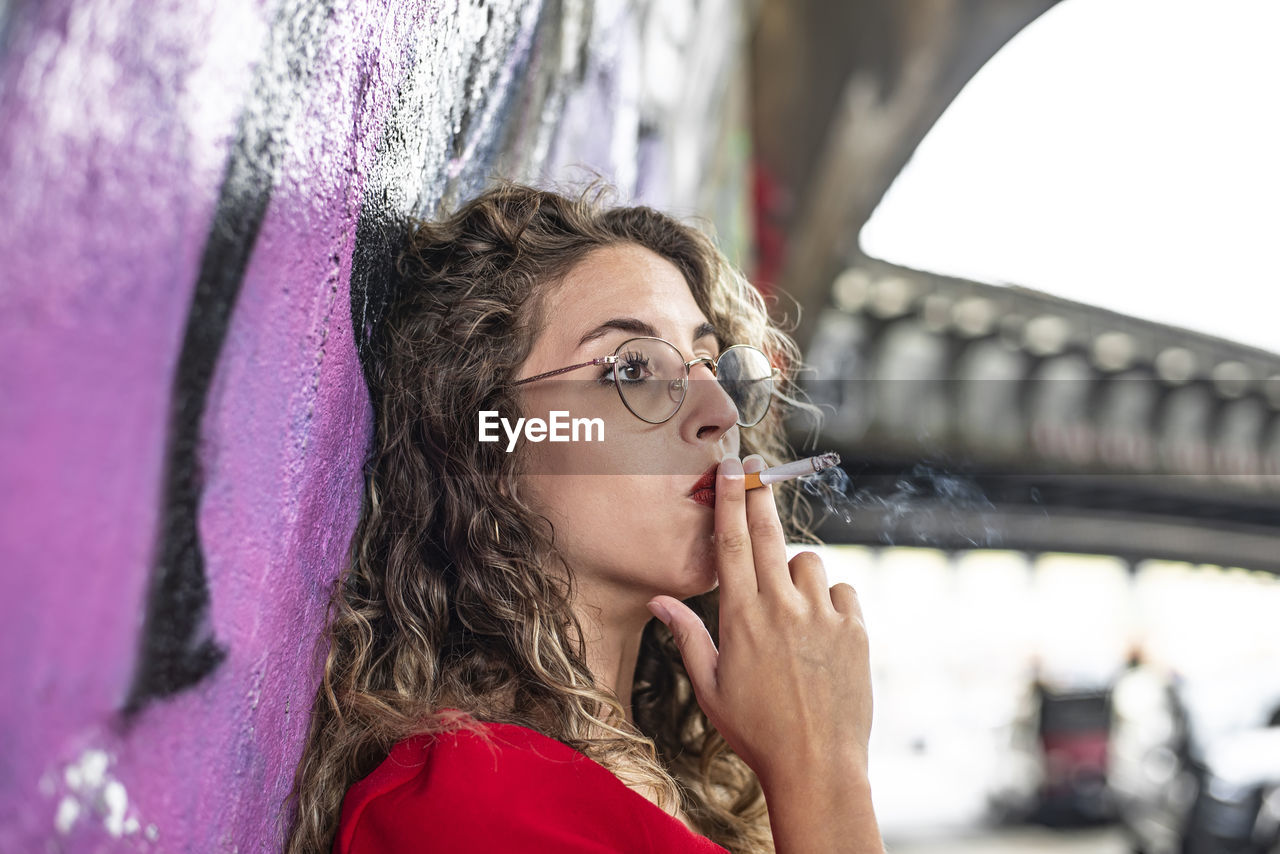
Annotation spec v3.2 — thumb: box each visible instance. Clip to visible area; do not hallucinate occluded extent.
[647,596,719,700]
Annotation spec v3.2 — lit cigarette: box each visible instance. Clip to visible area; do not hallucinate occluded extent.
[744,452,841,490]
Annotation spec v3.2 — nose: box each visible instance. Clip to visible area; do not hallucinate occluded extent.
[679,360,739,443]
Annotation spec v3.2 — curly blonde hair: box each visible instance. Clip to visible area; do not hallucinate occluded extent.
[284,182,821,853]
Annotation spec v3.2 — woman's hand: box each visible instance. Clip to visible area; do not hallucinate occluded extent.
[647,454,884,852]
[646,454,874,789]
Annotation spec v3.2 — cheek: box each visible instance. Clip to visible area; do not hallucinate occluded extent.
[519,420,656,479]
[518,469,622,546]
[520,474,682,548]
[521,438,614,484]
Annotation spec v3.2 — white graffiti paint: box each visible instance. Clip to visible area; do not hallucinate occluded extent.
[51,747,149,840]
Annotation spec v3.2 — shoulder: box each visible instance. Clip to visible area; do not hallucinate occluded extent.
[334,718,727,853]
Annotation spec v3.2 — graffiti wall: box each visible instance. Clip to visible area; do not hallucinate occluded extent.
[0,0,751,849]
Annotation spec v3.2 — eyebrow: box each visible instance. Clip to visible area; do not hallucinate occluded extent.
[575,318,720,353]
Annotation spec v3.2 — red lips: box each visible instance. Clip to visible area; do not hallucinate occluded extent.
[688,462,719,507]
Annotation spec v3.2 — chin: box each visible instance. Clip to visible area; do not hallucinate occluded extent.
[668,551,719,600]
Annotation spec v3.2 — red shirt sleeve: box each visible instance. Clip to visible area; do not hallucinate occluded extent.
[333,719,730,854]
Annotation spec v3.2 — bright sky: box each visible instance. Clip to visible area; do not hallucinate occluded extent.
[859,0,1280,355]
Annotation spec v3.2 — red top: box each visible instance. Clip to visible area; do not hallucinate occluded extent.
[334,715,730,853]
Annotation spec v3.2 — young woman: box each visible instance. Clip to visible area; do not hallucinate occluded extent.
[285,183,883,853]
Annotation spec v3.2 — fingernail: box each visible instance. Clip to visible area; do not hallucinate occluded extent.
[742,454,766,474]
[719,456,743,481]
[646,600,671,624]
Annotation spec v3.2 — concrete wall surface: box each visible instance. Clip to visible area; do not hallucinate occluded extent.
[0,0,750,849]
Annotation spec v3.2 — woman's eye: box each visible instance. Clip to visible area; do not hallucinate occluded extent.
[615,352,652,384]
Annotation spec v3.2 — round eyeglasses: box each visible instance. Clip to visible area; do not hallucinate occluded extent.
[513,336,779,427]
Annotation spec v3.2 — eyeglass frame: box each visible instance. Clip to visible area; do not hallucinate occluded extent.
[511,335,781,427]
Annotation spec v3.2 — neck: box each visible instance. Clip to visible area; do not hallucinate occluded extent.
[570,583,655,726]
[564,581,696,827]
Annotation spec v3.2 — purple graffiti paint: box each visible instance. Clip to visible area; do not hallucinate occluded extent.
[0,0,750,848]
[0,0,549,847]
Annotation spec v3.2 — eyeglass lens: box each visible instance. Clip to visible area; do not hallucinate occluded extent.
[614,339,774,425]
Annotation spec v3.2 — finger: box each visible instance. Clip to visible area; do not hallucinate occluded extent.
[742,454,792,599]
[830,582,863,620]
[648,596,719,699]
[788,550,831,606]
[714,455,756,602]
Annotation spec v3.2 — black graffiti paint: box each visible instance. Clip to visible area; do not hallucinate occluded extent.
[128,0,570,715]
[123,0,336,716]
[350,0,552,392]
[348,31,438,395]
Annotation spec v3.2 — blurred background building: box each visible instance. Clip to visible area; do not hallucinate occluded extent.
[752,1,1280,851]
[1,0,1276,851]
